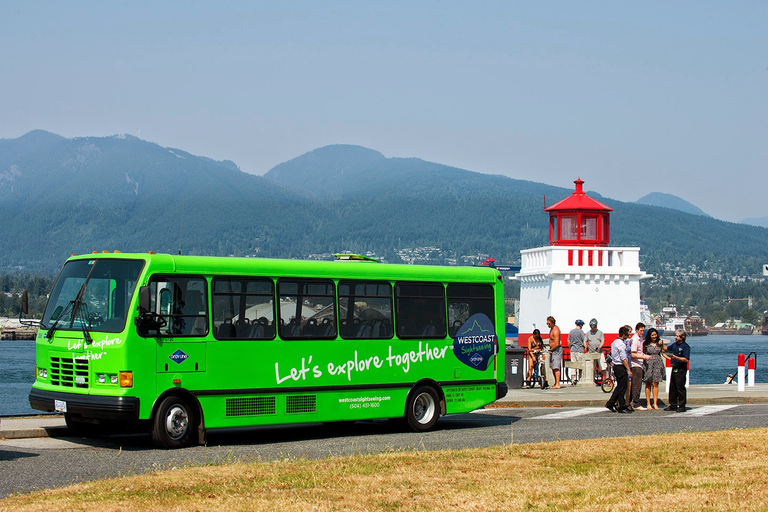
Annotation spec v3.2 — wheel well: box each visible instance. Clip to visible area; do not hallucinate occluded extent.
[408,379,445,416]
[152,388,204,429]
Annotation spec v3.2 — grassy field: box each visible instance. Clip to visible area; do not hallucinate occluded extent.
[2,428,767,511]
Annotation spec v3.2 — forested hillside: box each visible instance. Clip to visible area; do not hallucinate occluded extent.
[2,132,766,290]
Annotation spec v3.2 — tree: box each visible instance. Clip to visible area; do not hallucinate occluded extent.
[708,310,727,325]
[741,308,760,325]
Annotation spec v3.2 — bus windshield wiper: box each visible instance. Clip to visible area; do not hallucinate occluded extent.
[47,262,98,343]
[45,300,76,340]
[70,281,94,345]
[73,298,93,345]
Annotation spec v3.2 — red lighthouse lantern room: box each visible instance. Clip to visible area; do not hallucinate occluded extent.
[545,178,612,247]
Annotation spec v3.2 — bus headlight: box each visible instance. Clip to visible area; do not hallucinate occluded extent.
[119,371,133,388]
[110,375,119,385]
[37,368,47,379]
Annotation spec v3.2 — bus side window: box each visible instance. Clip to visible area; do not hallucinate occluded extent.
[395,283,446,339]
[338,280,393,340]
[447,283,495,336]
[141,276,208,337]
[277,279,336,340]
[212,277,275,341]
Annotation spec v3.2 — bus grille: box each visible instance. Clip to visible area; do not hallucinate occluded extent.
[226,397,276,417]
[286,394,316,414]
[50,356,89,388]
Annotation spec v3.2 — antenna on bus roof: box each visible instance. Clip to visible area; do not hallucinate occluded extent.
[334,253,379,262]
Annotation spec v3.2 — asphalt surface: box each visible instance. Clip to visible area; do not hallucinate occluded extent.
[2,382,767,439]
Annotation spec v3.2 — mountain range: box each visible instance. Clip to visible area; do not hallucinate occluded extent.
[1,130,767,280]
[741,216,768,229]
[635,192,710,218]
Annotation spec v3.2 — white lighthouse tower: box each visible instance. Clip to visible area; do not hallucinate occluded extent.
[515,178,650,348]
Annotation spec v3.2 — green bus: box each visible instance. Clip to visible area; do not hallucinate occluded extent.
[29,252,508,448]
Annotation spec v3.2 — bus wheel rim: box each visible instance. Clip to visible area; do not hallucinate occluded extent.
[165,405,189,439]
[414,393,435,424]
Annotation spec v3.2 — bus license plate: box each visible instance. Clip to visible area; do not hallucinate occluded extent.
[54,400,67,413]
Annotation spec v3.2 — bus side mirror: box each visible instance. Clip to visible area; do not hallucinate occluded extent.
[138,286,151,315]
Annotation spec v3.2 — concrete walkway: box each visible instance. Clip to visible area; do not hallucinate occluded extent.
[495,382,768,408]
[2,383,767,439]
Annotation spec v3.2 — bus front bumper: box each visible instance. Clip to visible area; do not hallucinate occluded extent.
[29,388,140,420]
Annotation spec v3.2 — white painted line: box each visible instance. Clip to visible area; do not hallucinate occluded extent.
[532,408,603,420]
[667,405,738,417]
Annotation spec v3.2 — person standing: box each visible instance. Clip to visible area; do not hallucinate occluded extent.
[623,325,633,406]
[526,329,544,387]
[605,325,633,413]
[568,319,586,384]
[630,322,649,410]
[585,318,607,384]
[664,329,690,412]
[643,328,665,409]
[546,316,562,389]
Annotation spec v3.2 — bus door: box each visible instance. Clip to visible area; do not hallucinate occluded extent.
[137,275,209,374]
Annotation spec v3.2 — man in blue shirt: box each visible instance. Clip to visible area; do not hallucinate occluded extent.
[664,329,691,412]
[605,325,633,413]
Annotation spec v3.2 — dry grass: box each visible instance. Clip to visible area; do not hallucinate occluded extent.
[2,428,767,511]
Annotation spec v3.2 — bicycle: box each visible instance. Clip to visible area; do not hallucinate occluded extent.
[594,352,615,393]
[525,349,548,389]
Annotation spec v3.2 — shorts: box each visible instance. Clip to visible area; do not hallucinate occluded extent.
[571,351,585,363]
[550,347,563,370]
[597,353,607,370]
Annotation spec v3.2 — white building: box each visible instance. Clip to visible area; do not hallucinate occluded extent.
[515,178,651,347]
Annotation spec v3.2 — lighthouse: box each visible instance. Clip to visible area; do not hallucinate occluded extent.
[515,178,650,348]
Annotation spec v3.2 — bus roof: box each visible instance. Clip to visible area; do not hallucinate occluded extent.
[66,252,502,283]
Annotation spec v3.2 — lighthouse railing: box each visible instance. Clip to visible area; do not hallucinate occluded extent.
[519,246,644,275]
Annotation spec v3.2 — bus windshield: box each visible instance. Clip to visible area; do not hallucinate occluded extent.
[42,258,145,333]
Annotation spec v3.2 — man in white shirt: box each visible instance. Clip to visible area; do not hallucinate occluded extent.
[629,322,650,411]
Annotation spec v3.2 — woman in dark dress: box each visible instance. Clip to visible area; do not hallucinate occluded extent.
[643,328,665,409]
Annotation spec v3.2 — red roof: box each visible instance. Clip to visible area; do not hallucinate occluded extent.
[545,178,612,212]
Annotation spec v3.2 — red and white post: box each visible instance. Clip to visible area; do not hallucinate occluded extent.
[748,357,756,387]
[737,353,746,392]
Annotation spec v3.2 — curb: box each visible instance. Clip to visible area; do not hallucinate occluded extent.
[1,426,68,440]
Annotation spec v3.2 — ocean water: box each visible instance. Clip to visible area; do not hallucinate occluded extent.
[0,340,37,416]
[678,334,768,385]
[1,335,766,416]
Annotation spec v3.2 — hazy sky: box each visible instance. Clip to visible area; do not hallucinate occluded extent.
[2,2,765,222]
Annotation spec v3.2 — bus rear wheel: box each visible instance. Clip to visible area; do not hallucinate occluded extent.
[406,385,440,432]
[151,396,197,449]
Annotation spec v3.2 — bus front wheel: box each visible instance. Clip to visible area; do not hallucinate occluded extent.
[406,385,440,432]
[151,396,197,449]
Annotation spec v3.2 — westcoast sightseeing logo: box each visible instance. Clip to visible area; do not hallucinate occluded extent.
[452,313,497,371]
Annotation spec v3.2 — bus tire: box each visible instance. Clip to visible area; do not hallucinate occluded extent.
[405,385,440,432]
[151,395,197,449]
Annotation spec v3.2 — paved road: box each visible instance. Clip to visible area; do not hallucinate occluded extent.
[2,403,767,498]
